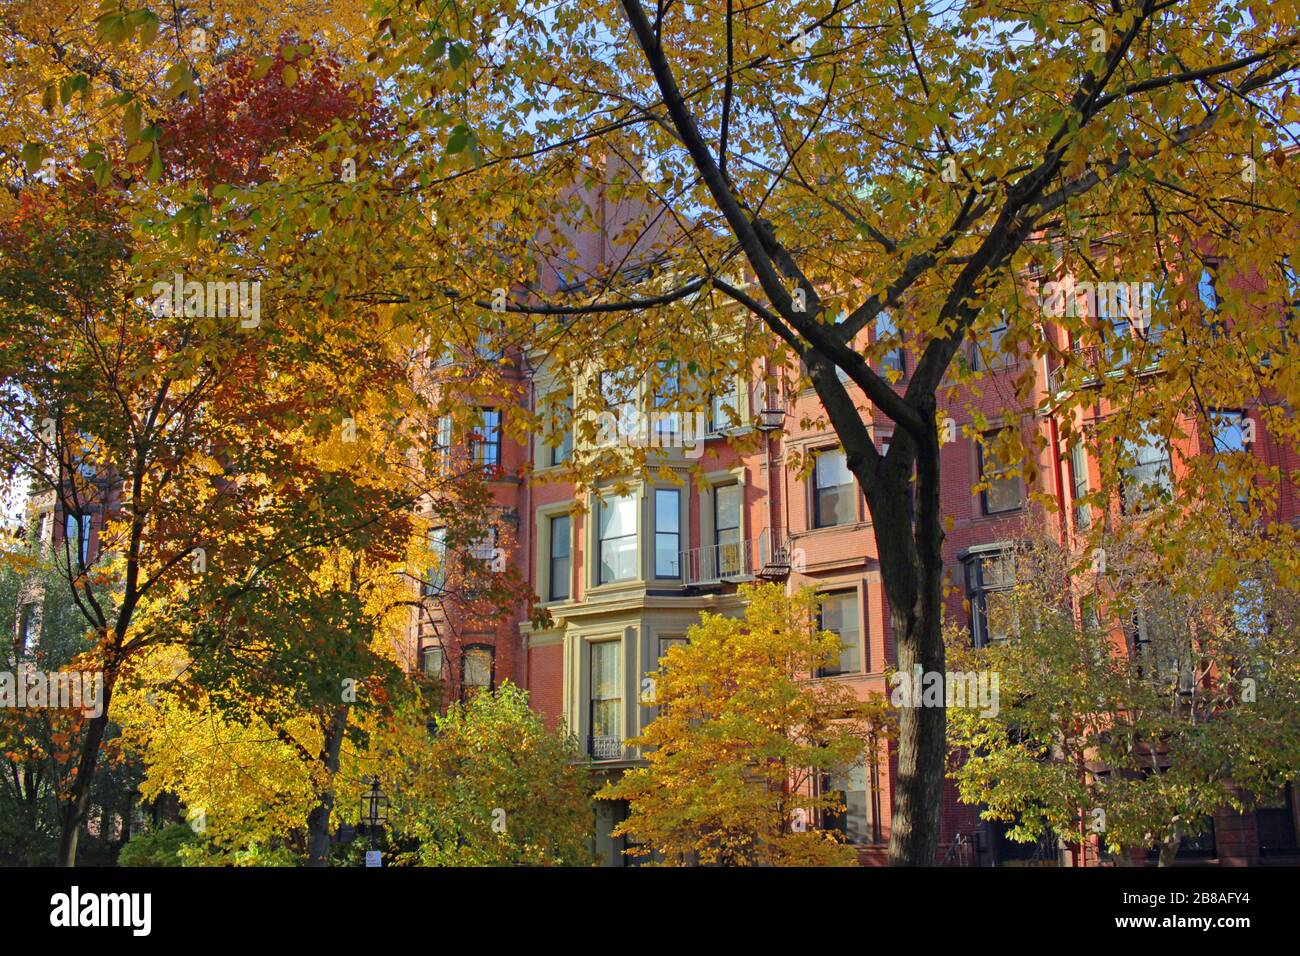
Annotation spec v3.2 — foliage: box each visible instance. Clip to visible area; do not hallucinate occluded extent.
[117,823,197,867]
[604,584,893,866]
[947,523,1300,864]
[385,682,594,867]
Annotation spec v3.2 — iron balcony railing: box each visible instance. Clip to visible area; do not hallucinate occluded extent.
[587,734,625,761]
[679,529,792,586]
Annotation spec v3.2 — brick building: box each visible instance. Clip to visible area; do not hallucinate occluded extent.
[406,190,1300,867]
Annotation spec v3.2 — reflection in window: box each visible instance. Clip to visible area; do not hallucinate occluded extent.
[979,433,1024,515]
[817,590,861,676]
[1120,429,1173,514]
[964,550,1016,648]
[461,645,494,699]
[548,514,570,601]
[598,493,638,584]
[590,641,622,758]
[653,488,680,578]
[714,483,741,576]
[813,448,855,527]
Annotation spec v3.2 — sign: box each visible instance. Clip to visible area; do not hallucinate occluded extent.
[365,850,382,868]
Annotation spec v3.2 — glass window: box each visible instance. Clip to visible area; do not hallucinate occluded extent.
[65,513,90,566]
[1120,429,1173,513]
[817,590,861,676]
[461,646,494,699]
[653,489,680,578]
[979,434,1024,515]
[714,483,741,576]
[1198,267,1219,312]
[470,408,502,469]
[590,641,622,758]
[709,378,740,432]
[813,448,855,527]
[652,361,681,440]
[823,760,872,844]
[18,603,38,656]
[425,527,447,596]
[971,314,1009,371]
[1258,787,1299,856]
[964,550,1016,647]
[548,514,570,601]
[657,635,688,666]
[420,644,444,678]
[602,371,638,438]
[876,309,905,375]
[549,393,572,466]
[1069,441,1091,531]
[598,493,638,584]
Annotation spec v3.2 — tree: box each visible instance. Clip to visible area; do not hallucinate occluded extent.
[359,0,1299,864]
[946,522,1300,865]
[382,682,593,867]
[602,583,892,866]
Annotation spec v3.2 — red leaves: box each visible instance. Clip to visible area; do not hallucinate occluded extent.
[160,36,389,188]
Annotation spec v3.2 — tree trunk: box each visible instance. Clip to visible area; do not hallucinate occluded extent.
[305,705,349,867]
[846,402,948,866]
[56,678,113,867]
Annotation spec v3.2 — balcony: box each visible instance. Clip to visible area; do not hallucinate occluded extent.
[587,734,625,761]
[1047,336,1166,397]
[679,529,792,586]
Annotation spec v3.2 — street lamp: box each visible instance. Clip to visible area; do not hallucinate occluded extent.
[359,776,388,867]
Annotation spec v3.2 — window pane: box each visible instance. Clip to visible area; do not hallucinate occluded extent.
[591,641,622,746]
[599,494,638,583]
[462,647,493,692]
[426,527,447,595]
[980,437,1023,514]
[549,515,570,600]
[818,591,861,675]
[471,408,501,467]
[814,449,855,527]
[550,394,572,465]
[654,489,680,577]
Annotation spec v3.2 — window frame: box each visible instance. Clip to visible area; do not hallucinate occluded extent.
[548,513,571,601]
[815,589,862,677]
[812,447,856,528]
[596,492,639,585]
[977,432,1025,516]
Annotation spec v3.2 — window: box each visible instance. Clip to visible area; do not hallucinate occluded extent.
[822,760,873,844]
[424,527,447,596]
[813,448,855,527]
[419,644,444,678]
[657,635,688,665]
[1069,441,1091,531]
[590,641,622,759]
[548,514,570,601]
[469,528,498,568]
[434,414,454,472]
[1131,607,1195,693]
[598,493,638,584]
[602,371,638,438]
[817,590,861,676]
[1211,411,1250,504]
[652,361,681,440]
[1099,284,1133,364]
[709,378,741,432]
[1120,429,1173,513]
[653,489,680,578]
[461,645,494,699]
[713,482,741,576]
[18,603,38,656]
[971,314,1009,371]
[1199,266,1226,340]
[469,408,502,470]
[65,513,90,567]
[549,393,573,466]
[978,433,1024,515]
[876,309,905,375]
[964,549,1015,647]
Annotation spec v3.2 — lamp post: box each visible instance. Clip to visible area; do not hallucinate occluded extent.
[359,776,388,867]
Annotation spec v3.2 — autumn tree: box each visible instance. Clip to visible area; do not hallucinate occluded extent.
[946,523,1300,866]
[601,583,892,866]
[375,682,593,867]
